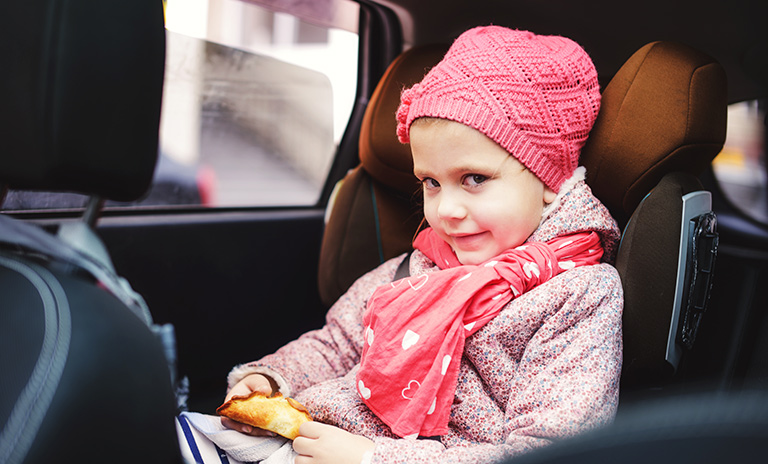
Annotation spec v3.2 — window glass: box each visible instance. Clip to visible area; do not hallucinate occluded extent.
[711,100,767,224]
[2,0,359,211]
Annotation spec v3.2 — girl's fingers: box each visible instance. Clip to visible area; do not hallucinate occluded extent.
[220,417,276,437]
[297,420,324,438]
[225,377,271,402]
[292,435,314,456]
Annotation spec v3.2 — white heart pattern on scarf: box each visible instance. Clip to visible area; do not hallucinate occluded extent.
[402,329,420,350]
[428,398,436,415]
[358,380,371,399]
[401,380,420,400]
[408,274,429,291]
[559,261,576,270]
[441,355,451,375]
[523,261,540,278]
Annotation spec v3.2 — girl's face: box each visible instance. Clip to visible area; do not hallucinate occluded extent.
[410,119,556,266]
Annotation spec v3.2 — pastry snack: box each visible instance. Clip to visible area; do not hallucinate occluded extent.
[217,391,313,440]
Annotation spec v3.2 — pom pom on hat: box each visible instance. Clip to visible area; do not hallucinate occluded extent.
[397,26,601,192]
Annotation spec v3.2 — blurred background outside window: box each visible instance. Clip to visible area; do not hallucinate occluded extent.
[3,0,360,210]
[711,100,767,224]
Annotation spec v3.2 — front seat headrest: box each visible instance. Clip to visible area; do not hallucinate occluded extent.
[580,41,727,222]
[0,0,166,202]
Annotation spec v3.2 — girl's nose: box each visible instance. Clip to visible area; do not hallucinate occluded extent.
[436,191,467,220]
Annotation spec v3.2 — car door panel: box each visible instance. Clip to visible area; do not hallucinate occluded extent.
[98,209,328,413]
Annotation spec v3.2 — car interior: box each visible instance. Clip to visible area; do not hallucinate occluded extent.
[1,0,766,462]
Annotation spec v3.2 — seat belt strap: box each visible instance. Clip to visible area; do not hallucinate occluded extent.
[393,251,412,281]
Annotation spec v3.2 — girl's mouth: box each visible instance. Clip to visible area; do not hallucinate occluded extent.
[450,231,488,250]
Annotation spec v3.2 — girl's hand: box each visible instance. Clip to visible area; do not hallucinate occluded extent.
[220,374,277,436]
[293,422,375,464]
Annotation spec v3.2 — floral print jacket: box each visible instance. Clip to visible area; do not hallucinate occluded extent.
[228,176,623,463]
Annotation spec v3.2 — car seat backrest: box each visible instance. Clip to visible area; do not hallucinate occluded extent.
[0,2,180,463]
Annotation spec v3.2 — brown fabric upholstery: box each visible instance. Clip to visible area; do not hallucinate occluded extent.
[318,166,422,306]
[580,41,727,224]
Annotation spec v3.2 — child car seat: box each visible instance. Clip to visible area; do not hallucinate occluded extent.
[0,1,181,463]
[318,40,727,397]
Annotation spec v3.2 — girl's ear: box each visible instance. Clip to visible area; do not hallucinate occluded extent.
[543,187,557,205]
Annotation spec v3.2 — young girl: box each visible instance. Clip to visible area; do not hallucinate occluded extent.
[220,26,622,464]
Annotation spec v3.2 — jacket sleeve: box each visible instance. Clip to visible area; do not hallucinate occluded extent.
[367,264,624,463]
[227,255,404,396]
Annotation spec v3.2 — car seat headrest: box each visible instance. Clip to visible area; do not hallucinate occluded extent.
[0,0,165,202]
[580,41,728,222]
[359,44,449,195]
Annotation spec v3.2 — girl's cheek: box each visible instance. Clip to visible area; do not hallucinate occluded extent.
[423,199,438,223]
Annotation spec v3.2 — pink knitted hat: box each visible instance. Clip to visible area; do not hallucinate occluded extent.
[397,26,601,192]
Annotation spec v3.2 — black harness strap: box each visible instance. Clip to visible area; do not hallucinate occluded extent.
[393,251,413,281]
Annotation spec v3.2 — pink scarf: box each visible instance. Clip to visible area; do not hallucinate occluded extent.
[356,228,603,438]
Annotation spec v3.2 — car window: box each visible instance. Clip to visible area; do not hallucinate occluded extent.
[711,99,767,224]
[2,0,359,211]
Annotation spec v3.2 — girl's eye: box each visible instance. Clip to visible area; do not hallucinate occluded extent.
[422,178,440,189]
[464,174,488,187]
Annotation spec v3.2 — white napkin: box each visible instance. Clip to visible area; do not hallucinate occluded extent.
[178,412,298,463]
